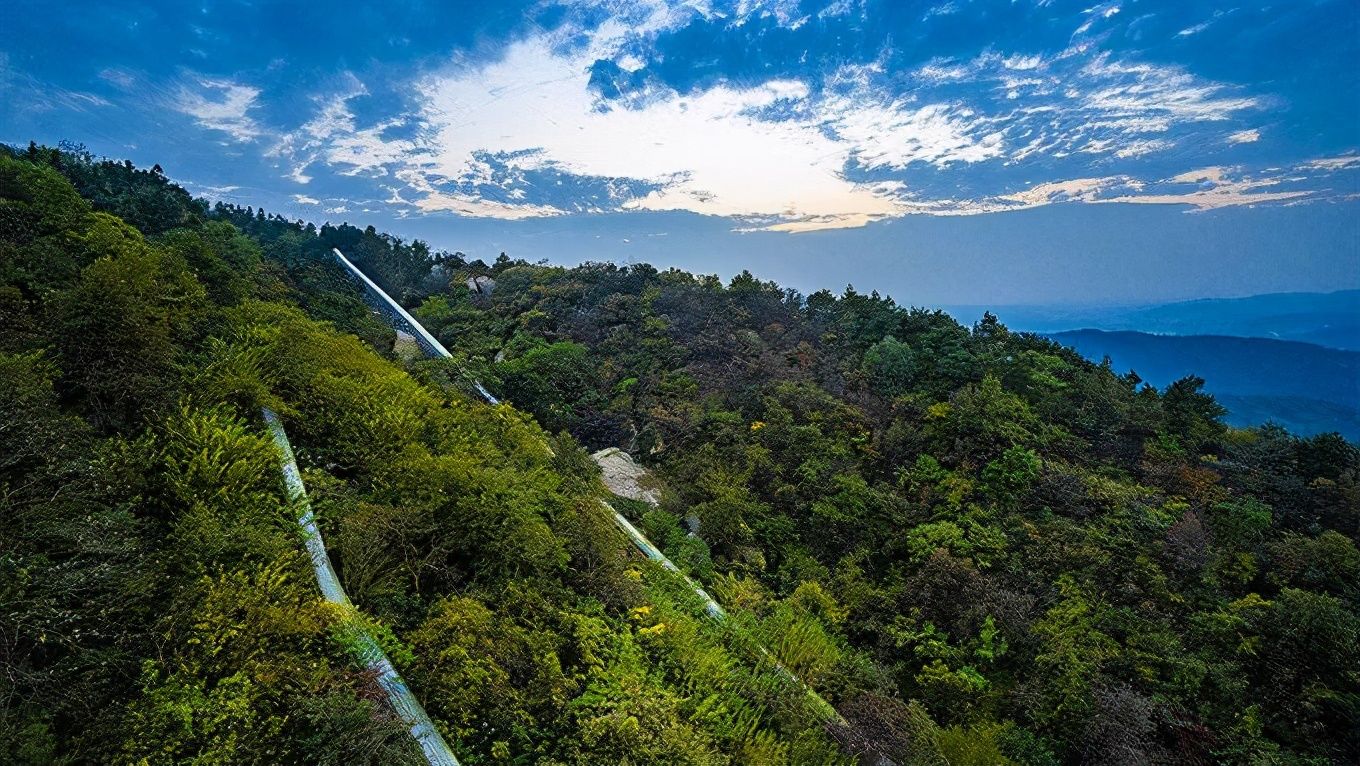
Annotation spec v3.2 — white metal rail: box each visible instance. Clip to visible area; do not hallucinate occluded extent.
[264,408,461,766]
[328,247,844,725]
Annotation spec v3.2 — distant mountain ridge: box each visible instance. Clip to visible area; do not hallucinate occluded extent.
[1049,329,1360,439]
[948,289,1360,350]
[1099,291,1360,350]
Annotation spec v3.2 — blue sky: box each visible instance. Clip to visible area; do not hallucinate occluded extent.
[3,0,1358,304]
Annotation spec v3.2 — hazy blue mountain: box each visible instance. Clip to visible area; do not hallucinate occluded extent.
[1212,395,1360,443]
[1107,291,1360,348]
[947,290,1360,350]
[1048,330,1360,440]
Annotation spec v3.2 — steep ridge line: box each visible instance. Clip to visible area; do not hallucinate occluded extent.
[263,407,462,766]
[329,247,846,726]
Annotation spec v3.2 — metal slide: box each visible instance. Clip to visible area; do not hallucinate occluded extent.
[328,248,843,724]
[263,408,461,766]
[331,248,499,405]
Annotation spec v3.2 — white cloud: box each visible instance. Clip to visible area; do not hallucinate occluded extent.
[999,176,1135,207]
[98,68,136,90]
[1002,54,1044,71]
[827,100,1005,169]
[818,0,862,20]
[263,7,1328,229]
[175,78,263,141]
[906,49,1259,166]
[1227,129,1260,144]
[310,33,917,227]
[1079,54,1260,123]
[292,194,320,205]
[181,182,241,200]
[1073,3,1120,36]
[1105,188,1306,210]
[940,165,1324,215]
[269,73,376,183]
[1303,154,1360,171]
[1010,134,1064,162]
[923,3,960,21]
[1113,138,1172,158]
[0,54,112,114]
[1085,116,1172,134]
[1102,166,1310,209]
[283,26,1018,229]
[913,60,973,84]
[397,163,566,218]
[1177,10,1228,37]
[735,0,805,27]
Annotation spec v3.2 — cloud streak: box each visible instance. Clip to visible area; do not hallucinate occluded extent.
[230,1,1355,230]
[175,78,263,142]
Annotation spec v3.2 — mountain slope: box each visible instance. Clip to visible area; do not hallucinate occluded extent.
[950,290,1360,350]
[0,148,850,766]
[1049,329,1360,438]
[5,143,1359,766]
[1109,290,1360,349]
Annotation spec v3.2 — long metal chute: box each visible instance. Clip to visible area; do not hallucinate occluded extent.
[263,407,461,766]
[331,248,498,404]
[328,247,843,724]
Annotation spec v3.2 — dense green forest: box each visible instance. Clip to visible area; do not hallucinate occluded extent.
[2,144,1357,765]
[1046,330,1360,441]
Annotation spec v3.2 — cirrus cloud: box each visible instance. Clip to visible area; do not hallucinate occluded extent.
[239,0,1356,231]
[174,77,263,142]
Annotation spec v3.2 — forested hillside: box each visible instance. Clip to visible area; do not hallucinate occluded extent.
[1049,330,1360,440]
[954,291,1360,351]
[3,145,1357,765]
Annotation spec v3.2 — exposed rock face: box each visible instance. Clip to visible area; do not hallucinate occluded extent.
[591,447,662,506]
[393,329,422,360]
[466,275,496,295]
